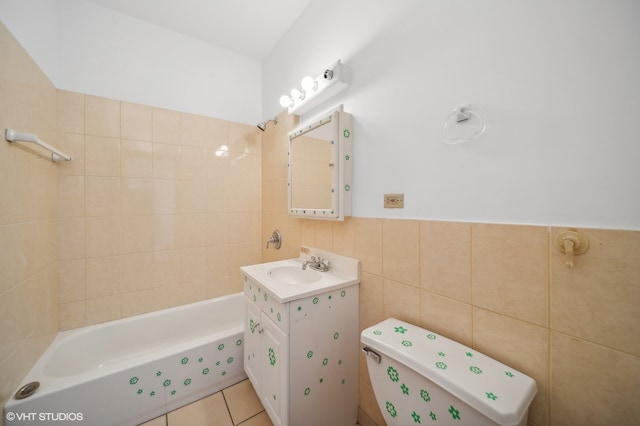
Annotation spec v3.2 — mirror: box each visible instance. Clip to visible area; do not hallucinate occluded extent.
[288,109,353,220]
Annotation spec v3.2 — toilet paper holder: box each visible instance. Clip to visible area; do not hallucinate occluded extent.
[554,230,589,269]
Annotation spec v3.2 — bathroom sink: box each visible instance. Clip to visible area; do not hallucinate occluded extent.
[240,247,360,303]
[268,266,321,285]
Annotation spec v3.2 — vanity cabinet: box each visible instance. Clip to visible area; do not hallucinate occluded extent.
[243,276,359,426]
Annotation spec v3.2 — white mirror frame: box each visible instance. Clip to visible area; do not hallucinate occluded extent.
[288,108,353,220]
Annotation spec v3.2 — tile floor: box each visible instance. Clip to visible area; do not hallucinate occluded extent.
[139,379,272,426]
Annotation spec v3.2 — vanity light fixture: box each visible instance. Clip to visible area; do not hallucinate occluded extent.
[278,59,350,115]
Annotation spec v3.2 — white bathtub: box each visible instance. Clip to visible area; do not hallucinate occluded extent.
[4,293,247,426]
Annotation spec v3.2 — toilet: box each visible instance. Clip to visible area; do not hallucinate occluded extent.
[361,319,536,426]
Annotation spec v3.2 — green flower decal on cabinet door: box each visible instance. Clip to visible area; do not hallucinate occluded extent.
[268,348,276,366]
[387,366,399,382]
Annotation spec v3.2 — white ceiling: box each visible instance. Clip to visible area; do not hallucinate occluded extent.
[84,0,311,60]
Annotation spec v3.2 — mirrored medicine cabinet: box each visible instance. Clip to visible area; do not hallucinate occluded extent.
[288,107,353,220]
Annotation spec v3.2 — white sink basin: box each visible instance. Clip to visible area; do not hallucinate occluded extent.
[268,266,321,285]
[241,248,360,303]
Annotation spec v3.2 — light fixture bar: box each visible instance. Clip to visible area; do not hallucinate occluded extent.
[282,60,350,115]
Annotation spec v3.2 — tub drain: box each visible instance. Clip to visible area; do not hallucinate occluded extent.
[14,381,39,400]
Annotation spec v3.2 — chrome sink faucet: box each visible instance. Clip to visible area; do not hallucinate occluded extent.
[301,256,330,272]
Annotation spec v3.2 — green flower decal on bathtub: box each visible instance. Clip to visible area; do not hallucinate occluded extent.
[171,390,176,396]
[227,357,234,364]
[401,340,412,347]
[181,357,189,365]
[429,411,437,421]
[411,411,421,423]
[202,368,210,375]
[236,339,243,346]
[436,362,447,370]
[307,351,314,359]
[218,344,225,351]
[401,383,409,395]
[156,371,162,376]
[486,392,498,401]
[129,377,139,385]
[470,366,483,375]
[420,389,431,402]
[505,371,515,378]
[198,357,203,362]
[304,387,311,396]
[426,334,437,340]
[394,326,408,334]
[149,391,156,397]
[387,366,399,382]
[449,405,461,420]
[385,401,397,418]
[163,379,172,387]
[137,389,143,395]
[184,378,191,386]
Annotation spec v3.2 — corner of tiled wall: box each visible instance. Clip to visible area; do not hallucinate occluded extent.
[0,22,60,410]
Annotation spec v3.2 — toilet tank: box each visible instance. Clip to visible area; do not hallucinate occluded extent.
[361,319,536,426]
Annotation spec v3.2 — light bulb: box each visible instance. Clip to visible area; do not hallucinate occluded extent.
[301,76,318,92]
[279,95,292,108]
[290,88,305,100]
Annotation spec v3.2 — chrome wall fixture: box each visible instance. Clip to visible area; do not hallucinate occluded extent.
[279,60,350,115]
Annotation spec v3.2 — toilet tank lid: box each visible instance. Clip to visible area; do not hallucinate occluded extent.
[361,319,537,426]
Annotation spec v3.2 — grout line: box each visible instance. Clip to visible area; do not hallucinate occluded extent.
[220,388,236,425]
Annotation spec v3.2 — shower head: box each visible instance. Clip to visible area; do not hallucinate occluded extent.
[257,117,278,131]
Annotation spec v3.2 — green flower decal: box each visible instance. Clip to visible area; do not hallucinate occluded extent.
[307,351,314,359]
[449,405,461,420]
[401,383,409,395]
[426,334,437,340]
[429,411,437,421]
[202,368,210,375]
[486,392,498,401]
[344,184,351,191]
[333,332,340,340]
[217,344,225,351]
[322,358,329,366]
[341,290,346,297]
[304,387,311,396]
[149,391,156,397]
[129,377,139,385]
[470,366,483,375]
[436,362,447,370]
[171,390,176,396]
[198,357,203,363]
[277,312,282,322]
[386,401,397,418]
[420,389,431,403]
[227,357,234,364]
[438,352,446,357]
[163,379,171,387]
[236,339,243,346]
[373,330,382,335]
[401,340,412,347]
[394,326,408,334]
[505,371,515,378]
[269,348,276,366]
[313,297,319,304]
[387,366,400,382]
[466,352,474,357]
[343,129,351,138]
[250,319,256,333]
[137,389,143,395]
[411,411,421,423]
[181,357,189,365]
[184,378,191,386]
[345,155,351,160]
[156,371,162,376]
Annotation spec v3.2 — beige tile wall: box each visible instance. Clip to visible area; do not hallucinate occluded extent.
[261,112,640,426]
[56,92,262,329]
[0,23,59,406]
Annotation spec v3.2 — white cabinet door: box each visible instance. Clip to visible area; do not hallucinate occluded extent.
[260,313,289,426]
[244,298,261,389]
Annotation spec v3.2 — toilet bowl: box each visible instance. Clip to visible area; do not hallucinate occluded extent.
[361,319,536,426]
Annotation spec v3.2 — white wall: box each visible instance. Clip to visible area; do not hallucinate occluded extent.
[263,0,640,230]
[0,0,262,124]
